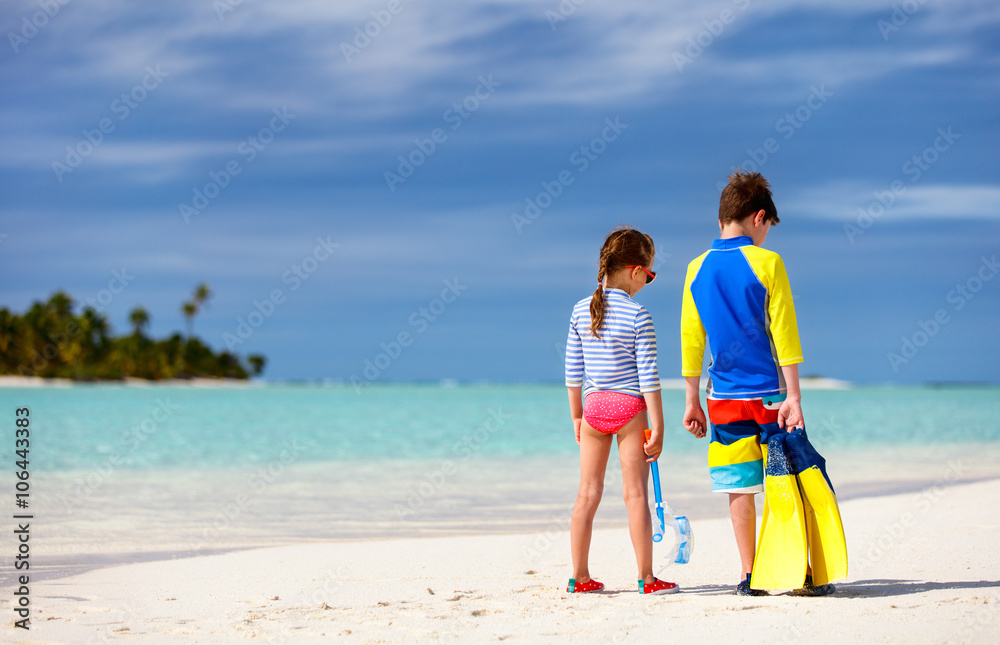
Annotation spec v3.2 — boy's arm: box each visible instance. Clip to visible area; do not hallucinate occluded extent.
[683,375,707,438]
[767,255,804,369]
[680,262,707,378]
[778,364,804,431]
[680,261,707,438]
[767,255,804,431]
[567,386,583,444]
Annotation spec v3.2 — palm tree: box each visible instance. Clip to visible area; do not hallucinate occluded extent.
[79,307,111,378]
[181,283,213,337]
[193,283,212,310]
[1,290,268,382]
[0,308,18,371]
[181,301,197,337]
[81,307,110,342]
[129,307,150,337]
[48,291,75,319]
[247,354,266,377]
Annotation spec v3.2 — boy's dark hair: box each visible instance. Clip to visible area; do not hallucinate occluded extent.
[719,169,779,225]
[590,226,655,339]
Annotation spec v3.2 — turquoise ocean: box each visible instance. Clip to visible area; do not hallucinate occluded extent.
[2,384,999,563]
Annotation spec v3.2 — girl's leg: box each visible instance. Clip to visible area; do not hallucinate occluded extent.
[617,413,654,583]
[571,421,613,582]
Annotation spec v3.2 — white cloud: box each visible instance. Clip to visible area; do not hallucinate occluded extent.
[894,185,1000,219]
[786,182,1000,220]
[0,133,402,183]
[3,0,998,175]
[8,0,997,116]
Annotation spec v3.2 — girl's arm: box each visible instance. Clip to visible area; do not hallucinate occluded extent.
[567,386,583,445]
[643,389,664,462]
[634,307,663,460]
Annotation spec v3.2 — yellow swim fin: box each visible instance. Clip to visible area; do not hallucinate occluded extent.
[750,433,808,591]
[787,429,848,586]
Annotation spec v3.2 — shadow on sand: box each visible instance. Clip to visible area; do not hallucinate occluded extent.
[0,547,260,588]
[831,579,1000,598]
[666,579,1000,598]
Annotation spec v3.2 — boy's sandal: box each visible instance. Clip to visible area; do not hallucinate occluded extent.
[639,577,679,595]
[567,578,604,593]
[790,575,835,597]
[734,578,769,596]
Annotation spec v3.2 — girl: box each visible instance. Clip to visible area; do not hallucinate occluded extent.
[564,227,677,595]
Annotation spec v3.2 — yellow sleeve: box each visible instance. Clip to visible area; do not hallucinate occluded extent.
[765,254,803,366]
[680,254,708,376]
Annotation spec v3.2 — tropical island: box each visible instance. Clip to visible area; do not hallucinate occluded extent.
[0,285,266,381]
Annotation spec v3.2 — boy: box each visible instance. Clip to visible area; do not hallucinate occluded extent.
[680,170,830,596]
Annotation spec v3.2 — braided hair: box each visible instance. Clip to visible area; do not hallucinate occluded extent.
[589,227,655,339]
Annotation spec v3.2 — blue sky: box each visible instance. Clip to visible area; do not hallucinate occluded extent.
[1,0,998,384]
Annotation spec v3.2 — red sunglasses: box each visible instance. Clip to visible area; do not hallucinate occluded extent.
[626,265,656,284]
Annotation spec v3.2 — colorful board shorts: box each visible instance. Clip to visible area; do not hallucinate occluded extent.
[583,391,647,434]
[707,395,786,493]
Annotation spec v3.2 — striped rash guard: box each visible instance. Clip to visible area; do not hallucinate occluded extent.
[681,236,803,399]
[565,288,660,398]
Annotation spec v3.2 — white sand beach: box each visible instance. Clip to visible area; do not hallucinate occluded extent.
[5,479,999,644]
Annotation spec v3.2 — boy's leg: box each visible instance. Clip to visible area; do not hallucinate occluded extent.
[729,493,757,577]
[571,421,613,582]
[616,413,654,582]
[705,398,766,580]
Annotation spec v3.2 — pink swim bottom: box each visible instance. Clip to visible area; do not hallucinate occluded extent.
[583,391,647,434]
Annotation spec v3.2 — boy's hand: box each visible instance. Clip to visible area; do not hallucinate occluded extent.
[573,417,582,445]
[778,397,804,431]
[683,404,707,438]
[643,427,663,462]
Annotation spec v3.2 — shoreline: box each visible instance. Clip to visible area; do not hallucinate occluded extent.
[6,479,999,643]
[28,443,1000,559]
[0,375,260,388]
[22,472,1000,578]
[6,375,999,389]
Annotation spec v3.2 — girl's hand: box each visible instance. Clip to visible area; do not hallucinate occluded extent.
[573,417,582,445]
[683,404,707,438]
[644,428,663,462]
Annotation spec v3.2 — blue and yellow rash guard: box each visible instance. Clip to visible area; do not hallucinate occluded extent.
[681,236,803,399]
